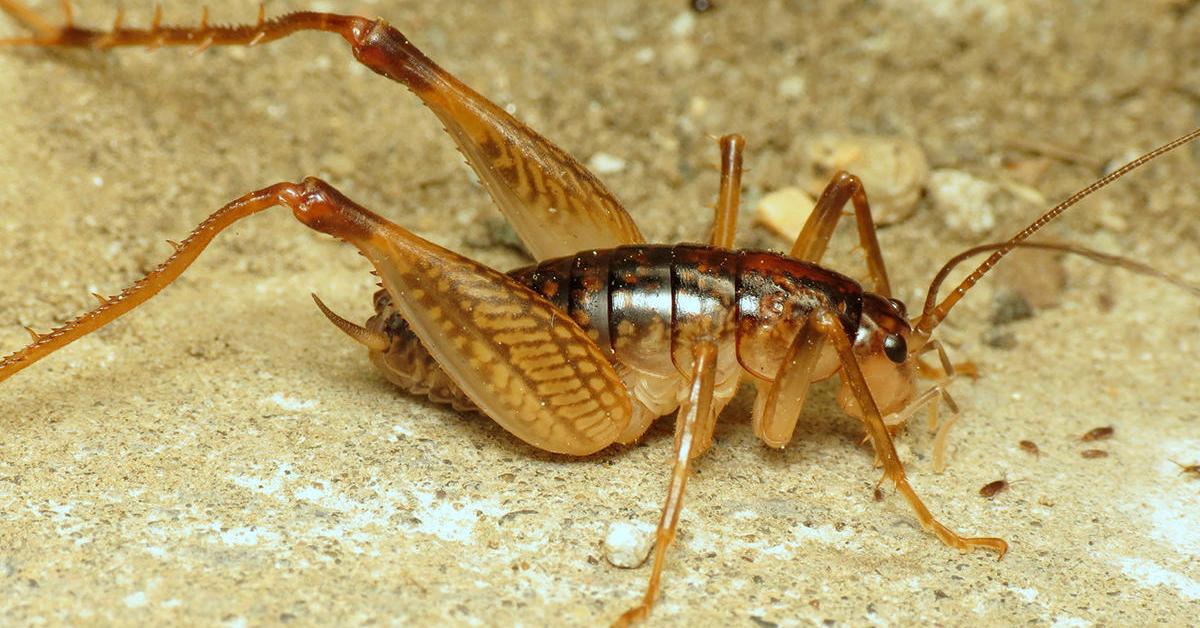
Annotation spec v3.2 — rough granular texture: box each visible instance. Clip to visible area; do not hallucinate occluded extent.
[1,1,1198,625]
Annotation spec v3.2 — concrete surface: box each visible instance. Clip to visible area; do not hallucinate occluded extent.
[1,1,1198,625]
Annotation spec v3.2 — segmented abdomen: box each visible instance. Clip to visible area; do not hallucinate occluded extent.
[369,244,863,418]
[509,244,862,381]
[366,293,478,413]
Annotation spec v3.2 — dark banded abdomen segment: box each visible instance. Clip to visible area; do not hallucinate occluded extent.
[607,246,676,376]
[516,245,864,385]
[366,306,478,413]
[733,251,863,380]
[515,244,740,379]
[669,245,738,376]
[508,250,616,360]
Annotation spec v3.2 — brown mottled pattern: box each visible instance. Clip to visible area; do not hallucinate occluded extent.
[371,233,630,455]
[476,125,636,238]
[365,295,477,413]
[734,251,862,380]
[511,249,619,360]
[353,22,644,261]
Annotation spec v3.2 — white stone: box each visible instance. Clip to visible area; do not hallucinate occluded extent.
[603,520,656,569]
[928,169,1000,238]
[588,152,628,175]
[669,12,696,37]
[805,134,929,225]
[777,76,807,99]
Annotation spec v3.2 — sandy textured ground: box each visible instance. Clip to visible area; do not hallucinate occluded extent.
[2,1,1199,625]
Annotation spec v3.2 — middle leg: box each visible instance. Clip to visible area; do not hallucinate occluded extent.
[615,342,719,626]
[790,171,893,297]
[708,134,746,249]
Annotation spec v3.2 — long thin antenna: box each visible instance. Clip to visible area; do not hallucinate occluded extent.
[922,240,1200,308]
[913,126,1200,340]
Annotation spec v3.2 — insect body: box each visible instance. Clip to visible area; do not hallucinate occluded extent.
[979,479,1010,499]
[372,243,876,453]
[1,3,1197,625]
[1080,425,1115,441]
[1172,460,1200,479]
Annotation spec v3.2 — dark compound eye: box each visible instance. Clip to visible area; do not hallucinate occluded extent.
[883,333,907,363]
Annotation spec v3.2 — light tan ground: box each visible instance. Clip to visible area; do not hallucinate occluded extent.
[1,1,1199,625]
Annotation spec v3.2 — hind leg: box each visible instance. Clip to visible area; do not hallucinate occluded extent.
[2,178,633,457]
[284,178,633,454]
[0,1,644,260]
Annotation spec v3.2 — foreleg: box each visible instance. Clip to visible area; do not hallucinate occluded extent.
[815,309,1006,556]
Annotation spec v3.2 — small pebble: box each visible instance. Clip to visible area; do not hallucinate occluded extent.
[587,152,627,175]
[604,520,656,569]
[324,153,356,178]
[983,328,1017,350]
[979,479,1009,499]
[754,186,815,240]
[928,169,1000,238]
[777,76,806,99]
[990,290,1034,325]
[612,26,637,42]
[1102,148,1145,176]
[1080,425,1114,442]
[993,247,1066,310]
[805,135,928,225]
[669,12,696,37]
